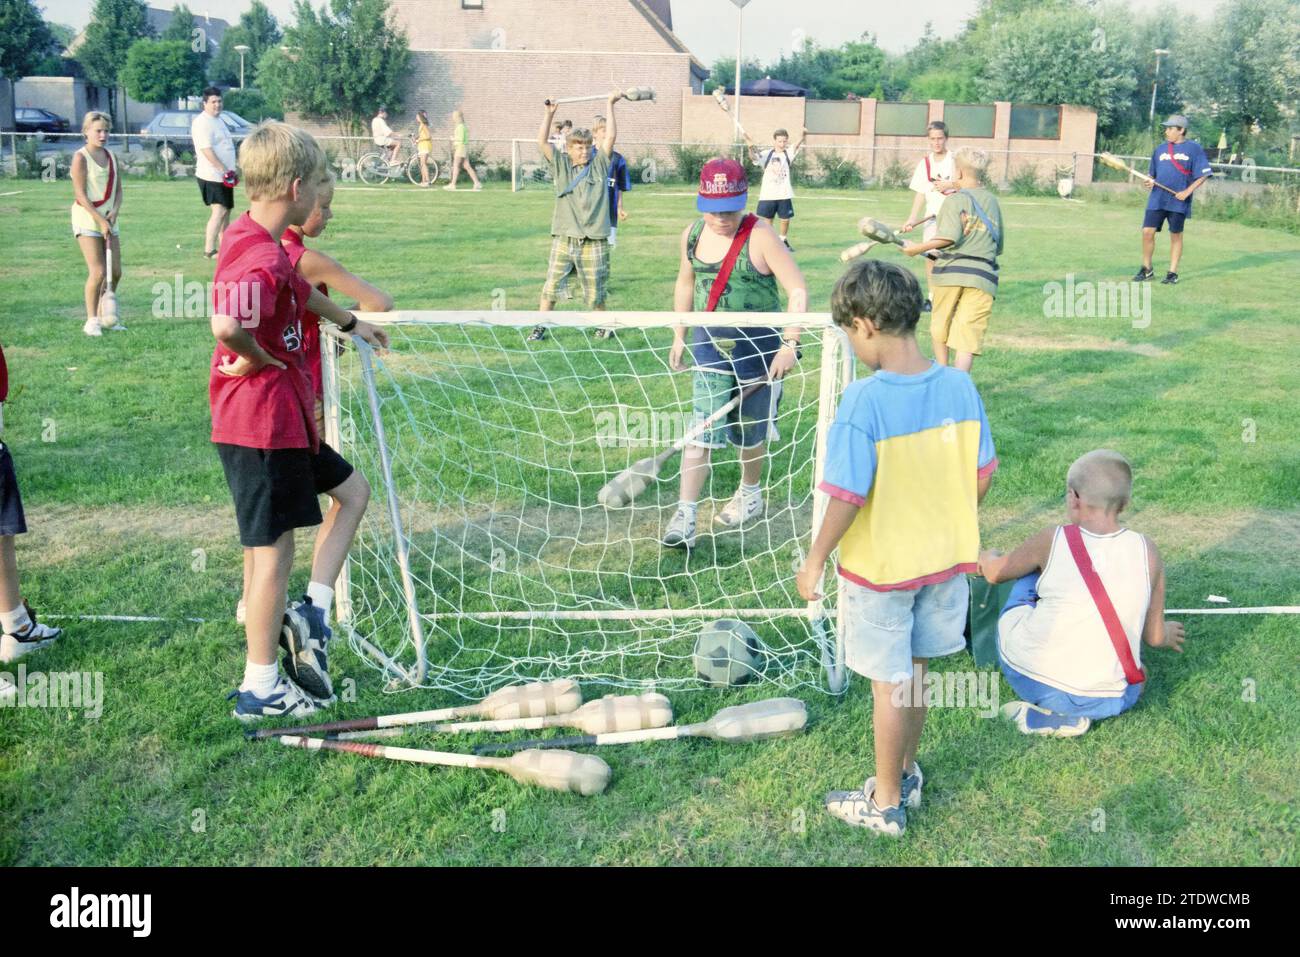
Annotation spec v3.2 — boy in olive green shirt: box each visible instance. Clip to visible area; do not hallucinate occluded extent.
[904,147,1005,373]
[527,91,624,342]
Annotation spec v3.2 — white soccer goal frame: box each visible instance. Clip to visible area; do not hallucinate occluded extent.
[322,311,855,693]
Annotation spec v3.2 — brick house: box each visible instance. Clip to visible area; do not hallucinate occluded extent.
[301,0,707,160]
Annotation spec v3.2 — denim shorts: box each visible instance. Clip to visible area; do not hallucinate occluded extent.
[841,573,969,682]
[690,370,781,450]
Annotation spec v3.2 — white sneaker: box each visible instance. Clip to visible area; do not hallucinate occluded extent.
[228,675,320,723]
[1001,700,1091,738]
[235,598,246,625]
[715,489,765,528]
[472,184,483,191]
[661,508,697,549]
[83,317,103,337]
[443,184,457,191]
[0,619,63,664]
[824,777,907,836]
[104,319,126,331]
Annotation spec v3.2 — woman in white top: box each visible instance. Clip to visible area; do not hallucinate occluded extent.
[980,450,1186,737]
[70,111,123,337]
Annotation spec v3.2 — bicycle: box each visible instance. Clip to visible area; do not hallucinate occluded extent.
[356,140,441,186]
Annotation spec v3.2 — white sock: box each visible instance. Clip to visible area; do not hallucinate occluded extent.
[677,501,697,523]
[1,604,31,635]
[306,581,334,623]
[740,482,762,502]
[241,660,280,697]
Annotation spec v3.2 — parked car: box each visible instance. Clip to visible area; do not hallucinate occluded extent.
[139,109,254,158]
[15,107,71,140]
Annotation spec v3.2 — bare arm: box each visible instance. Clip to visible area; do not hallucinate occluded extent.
[669,226,695,371]
[298,249,394,312]
[210,313,282,370]
[537,99,559,162]
[601,92,622,157]
[796,497,860,600]
[977,471,992,503]
[200,147,226,172]
[751,220,807,322]
[1141,538,1185,651]
[306,285,389,349]
[979,525,1054,584]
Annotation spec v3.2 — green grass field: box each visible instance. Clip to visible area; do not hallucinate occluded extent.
[1,178,1297,865]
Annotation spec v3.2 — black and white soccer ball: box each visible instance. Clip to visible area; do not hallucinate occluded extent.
[693,619,764,687]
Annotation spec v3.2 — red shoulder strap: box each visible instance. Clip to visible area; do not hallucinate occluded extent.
[89,150,116,208]
[705,214,758,313]
[1062,524,1146,684]
[1166,142,1191,177]
[925,155,932,181]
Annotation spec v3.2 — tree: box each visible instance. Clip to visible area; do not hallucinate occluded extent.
[122,38,205,104]
[0,0,57,82]
[974,4,1136,132]
[702,56,762,94]
[263,0,409,139]
[210,0,282,88]
[76,0,153,129]
[159,4,209,75]
[1178,0,1300,142]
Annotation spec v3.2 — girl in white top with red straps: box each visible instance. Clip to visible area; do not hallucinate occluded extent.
[980,450,1186,737]
[70,111,124,336]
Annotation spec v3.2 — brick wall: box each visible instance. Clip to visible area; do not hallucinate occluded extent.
[681,94,1099,185]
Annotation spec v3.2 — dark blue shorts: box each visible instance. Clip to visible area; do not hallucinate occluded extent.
[756,199,794,220]
[1143,208,1186,233]
[0,443,28,537]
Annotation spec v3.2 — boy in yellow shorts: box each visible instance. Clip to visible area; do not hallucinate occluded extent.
[903,147,1004,373]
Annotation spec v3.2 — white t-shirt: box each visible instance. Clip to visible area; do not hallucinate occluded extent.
[909,151,957,218]
[372,116,394,146]
[754,146,798,201]
[192,111,236,183]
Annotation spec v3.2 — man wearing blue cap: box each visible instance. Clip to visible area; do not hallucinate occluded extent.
[1135,115,1212,285]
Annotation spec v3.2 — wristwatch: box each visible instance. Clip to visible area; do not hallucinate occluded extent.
[781,337,800,350]
[337,313,358,334]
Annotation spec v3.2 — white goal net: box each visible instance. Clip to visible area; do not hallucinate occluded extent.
[322,311,853,697]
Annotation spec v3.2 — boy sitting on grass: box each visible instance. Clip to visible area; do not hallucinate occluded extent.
[527,92,623,343]
[663,158,806,549]
[796,259,997,837]
[231,173,394,643]
[979,449,1186,737]
[209,122,387,722]
[903,147,1004,373]
[0,343,63,703]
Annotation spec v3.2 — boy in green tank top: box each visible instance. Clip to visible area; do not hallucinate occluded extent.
[663,158,808,549]
[902,147,1005,374]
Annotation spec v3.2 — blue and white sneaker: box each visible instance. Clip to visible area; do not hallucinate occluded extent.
[824,777,907,836]
[901,761,924,810]
[228,676,319,723]
[1001,700,1091,738]
[280,598,334,703]
[0,617,63,664]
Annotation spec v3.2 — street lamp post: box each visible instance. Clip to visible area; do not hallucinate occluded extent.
[730,0,752,143]
[1149,48,1169,124]
[235,44,251,90]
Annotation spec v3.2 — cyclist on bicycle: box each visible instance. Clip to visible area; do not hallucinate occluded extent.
[371,107,403,165]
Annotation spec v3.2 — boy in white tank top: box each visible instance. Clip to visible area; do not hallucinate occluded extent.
[979,450,1186,736]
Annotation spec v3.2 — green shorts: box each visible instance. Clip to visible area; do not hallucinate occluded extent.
[542,236,608,307]
[690,371,782,450]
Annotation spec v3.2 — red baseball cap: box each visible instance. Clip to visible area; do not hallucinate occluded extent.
[697,157,748,212]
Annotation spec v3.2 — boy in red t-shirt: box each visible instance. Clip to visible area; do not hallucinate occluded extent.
[231,174,394,644]
[209,122,388,722]
[0,343,63,701]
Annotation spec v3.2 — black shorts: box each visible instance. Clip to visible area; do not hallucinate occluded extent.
[756,199,795,220]
[0,443,28,537]
[199,179,235,209]
[1142,208,1185,233]
[216,442,355,547]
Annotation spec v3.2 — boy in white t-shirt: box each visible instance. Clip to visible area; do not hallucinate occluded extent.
[191,87,238,258]
[978,449,1186,738]
[746,126,806,250]
[902,121,957,311]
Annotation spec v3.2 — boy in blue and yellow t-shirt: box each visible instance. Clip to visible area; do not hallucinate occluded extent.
[796,259,997,838]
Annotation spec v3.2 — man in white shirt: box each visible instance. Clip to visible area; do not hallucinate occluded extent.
[746,126,806,250]
[371,107,402,165]
[902,121,957,311]
[191,86,238,258]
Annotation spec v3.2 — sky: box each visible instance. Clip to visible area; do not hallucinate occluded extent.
[41,0,1224,64]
